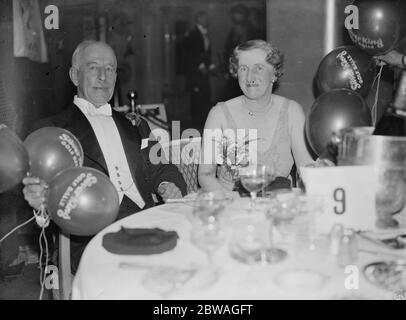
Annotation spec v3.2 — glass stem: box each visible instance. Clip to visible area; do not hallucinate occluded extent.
[250,192,257,213]
[268,216,274,249]
[207,251,214,266]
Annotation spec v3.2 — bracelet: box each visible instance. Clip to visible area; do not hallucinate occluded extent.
[402,55,406,68]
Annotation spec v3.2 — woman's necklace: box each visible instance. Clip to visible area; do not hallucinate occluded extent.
[244,95,273,117]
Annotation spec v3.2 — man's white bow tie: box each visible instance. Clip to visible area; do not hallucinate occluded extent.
[87,103,112,117]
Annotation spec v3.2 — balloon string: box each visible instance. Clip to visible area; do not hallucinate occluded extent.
[38,226,49,300]
[370,64,382,91]
[33,205,50,228]
[371,64,384,126]
[0,216,35,243]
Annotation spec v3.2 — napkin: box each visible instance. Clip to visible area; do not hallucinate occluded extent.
[102,227,179,255]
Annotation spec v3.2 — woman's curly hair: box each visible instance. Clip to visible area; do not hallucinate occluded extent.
[229,40,284,80]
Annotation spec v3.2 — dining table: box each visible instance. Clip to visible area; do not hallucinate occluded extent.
[71,195,406,300]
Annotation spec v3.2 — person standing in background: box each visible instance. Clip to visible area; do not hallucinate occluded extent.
[184,11,215,131]
[221,4,260,101]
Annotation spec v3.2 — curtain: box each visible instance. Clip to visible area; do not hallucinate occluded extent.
[13,0,48,63]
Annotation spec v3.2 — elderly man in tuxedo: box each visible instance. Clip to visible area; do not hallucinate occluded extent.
[23,40,187,273]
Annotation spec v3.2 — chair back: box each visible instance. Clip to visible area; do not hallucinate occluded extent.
[161,138,201,194]
[51,231,71,300]
[137,103,169,132]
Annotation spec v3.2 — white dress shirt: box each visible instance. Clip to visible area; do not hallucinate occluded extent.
[73,96,145,208]
[197,24,210,51]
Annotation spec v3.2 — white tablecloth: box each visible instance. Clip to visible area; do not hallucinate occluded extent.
[72,198,405,300]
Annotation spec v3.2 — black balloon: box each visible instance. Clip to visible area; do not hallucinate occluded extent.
[306,89,372,156]
[47,167,119,236]
[347,0,400,55]
[0,124,29,193]
[316,45,375,97]
[24,127,84,183]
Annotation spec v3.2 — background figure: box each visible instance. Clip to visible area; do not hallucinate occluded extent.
[184,11,215,131]
[0,186,24,278]
[221,4,262,101]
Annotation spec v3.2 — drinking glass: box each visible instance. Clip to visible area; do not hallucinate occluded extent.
[263,209,289,264]
[191,190,229,269]
[228,217,269,288]
[240,164,275,213]
[193,190,226,221]
[229,218,267,265]
[191,216,225,266]
[262,190,308,264]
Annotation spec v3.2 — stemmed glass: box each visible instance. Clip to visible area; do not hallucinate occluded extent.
[191,215,225,267]
[240,164,275,213]
[261,190,305,264]
[190,190,230,276]
[192,190,229,225]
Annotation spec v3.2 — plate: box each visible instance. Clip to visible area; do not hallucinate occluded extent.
[363,260,406,292]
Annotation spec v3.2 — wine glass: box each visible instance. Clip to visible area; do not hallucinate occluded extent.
[191,215,225,266]
[261,190,307,264]
[191,190,230,264]
[240,164,275,213]
[261,212,288,264]
[193,189,234,222]
[228,217,270,289]
[190,192,228,286]
[229,219,267,264]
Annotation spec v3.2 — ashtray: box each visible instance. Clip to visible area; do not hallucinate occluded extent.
[363,260,406,292]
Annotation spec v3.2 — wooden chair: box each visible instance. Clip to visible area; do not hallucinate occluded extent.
[52,231,71,300]
[136,103,168,132]
[161,137,201,194]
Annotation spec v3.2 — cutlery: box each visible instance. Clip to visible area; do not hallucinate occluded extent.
[118,261,198,273]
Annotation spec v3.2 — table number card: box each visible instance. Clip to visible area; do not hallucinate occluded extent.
[300,165,377,233]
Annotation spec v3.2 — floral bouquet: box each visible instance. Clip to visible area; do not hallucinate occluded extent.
[214,133,258,183]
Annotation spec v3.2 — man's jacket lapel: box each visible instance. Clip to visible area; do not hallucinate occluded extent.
[66,106,109,176]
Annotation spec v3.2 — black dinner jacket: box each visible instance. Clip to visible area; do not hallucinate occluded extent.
[31,103,187,214]
[184,26,212,86]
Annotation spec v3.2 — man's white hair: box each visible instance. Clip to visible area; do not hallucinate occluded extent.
[71,40,116,69]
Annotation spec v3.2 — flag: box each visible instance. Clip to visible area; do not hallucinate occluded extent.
[13,0,48,63]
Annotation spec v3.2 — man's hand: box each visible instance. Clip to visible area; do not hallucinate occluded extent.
[22,176,48,210]
[375,50,404,68]
[157,182,183,202]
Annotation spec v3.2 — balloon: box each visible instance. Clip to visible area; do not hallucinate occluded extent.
[0,124,29,193]
[347,0,400,55]
[305,89,372,156]
[24,127,84,183]
[47,167,119,236]
[316,46,375,97]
